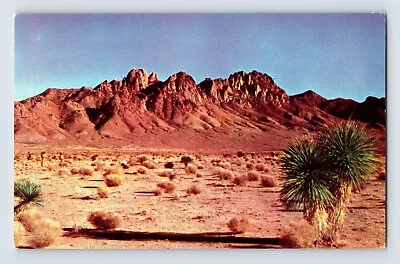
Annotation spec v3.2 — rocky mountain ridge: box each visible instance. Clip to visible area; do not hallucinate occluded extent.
[14,68,386,151]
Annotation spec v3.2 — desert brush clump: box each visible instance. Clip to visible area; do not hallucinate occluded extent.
[157,170,176,180]
[104,174,122,187]
[103,167,119,176]
[71,168,94,176]
[137,166,147,174]
[97,186,110,198]
[279,121,377,244]
[185,164,197,174]
[16,209,60,248]
[280,220,317,248]
[247,171,260,181]
[246,163,254,170]
[255,163,267,172]
[261,176,278,187]
[215,169,234,180]
[57,168,70,177]
[233,174,248,186]
[142,160,156,169]
[157,182,175,193]
[87,211,123,229]
[187,184,201,195]
[153,188,163,196]
[164,161,174,169]
[227,217,250,233]
[137,155,148,163]
[181,155,194,166]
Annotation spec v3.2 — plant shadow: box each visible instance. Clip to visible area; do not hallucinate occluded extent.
[63,228,281,246]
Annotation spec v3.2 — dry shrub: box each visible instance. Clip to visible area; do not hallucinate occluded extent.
[57,168,69,177]
[280,220,317,248]
[157,182,175,193]
[233,174,248,186]
[127,158,136,166]
[181,155,194,166]
[59,161,69,167]
[164,161,174,169]
[246,163,254,170]
[261,176,277,187]
[137,166,147,174]
[142,160,156,169]
[71,168,93,176]
[227,217,250,233]
[121,163,129,169]
[94,162,105,171]
[187,185,201,195]
[247,171,260,181]
[87,211,123,229]
[218,169,234,180]
[219,161,231,169]
[237,151,245,157]
[104,174,122,187]
[157,170,175,179]
[26,218,60,248]
[46,165,55,171]
[14,221,26,247]
[17,209,60,248]
[196,172,203,178]
[153,188,163,196]
[185,164,197,174]
[91,154,98,161]
[255,163,266,171]
[103,167,119,176]
[137,155,148,163]
[97,186,109,198]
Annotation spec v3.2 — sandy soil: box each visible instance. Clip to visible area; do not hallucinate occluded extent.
[13,146,386,249]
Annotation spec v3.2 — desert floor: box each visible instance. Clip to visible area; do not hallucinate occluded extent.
[13,145,386,249]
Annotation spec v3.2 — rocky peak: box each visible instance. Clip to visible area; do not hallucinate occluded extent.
[148,72,160,86]
[199,70,288,106]
[122,68,149,92]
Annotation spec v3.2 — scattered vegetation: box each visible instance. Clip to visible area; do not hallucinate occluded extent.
[71,168,94,176]
[185,164,197,174]
[97,186,110,198]
[181,155,193,166]
[137,166,147,174]
[157,182,175,193]
[104,174,122,187]
[164,161,174,169]
[280,220,317,248]
[187,184,201,195]
[261,176,277,187]
[227,217,250,233]
[247,171,260,181]
[233,174,248,186]
[87,211,123,229]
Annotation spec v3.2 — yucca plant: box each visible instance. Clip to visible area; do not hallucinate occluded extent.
[14,180,43,215]
[280,138,336,241]
[319,121,376,241]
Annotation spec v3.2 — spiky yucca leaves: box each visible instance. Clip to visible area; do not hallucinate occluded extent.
[319,122,376,241]
[14,180,43,215]
[280,139,335,240]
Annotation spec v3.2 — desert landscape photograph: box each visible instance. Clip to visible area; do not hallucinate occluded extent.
[13,13,386,249]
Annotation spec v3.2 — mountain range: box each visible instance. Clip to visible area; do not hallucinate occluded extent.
[14,69,386,151]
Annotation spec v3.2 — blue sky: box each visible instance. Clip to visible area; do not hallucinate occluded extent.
[14,14,386,102]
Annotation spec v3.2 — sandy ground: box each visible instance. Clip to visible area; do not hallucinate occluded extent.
[13,147,386,249]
